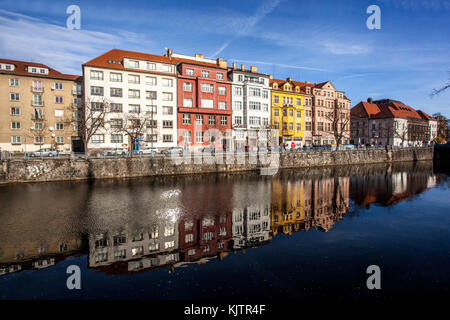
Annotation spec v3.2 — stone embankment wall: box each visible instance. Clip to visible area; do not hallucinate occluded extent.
[0,147,434,184]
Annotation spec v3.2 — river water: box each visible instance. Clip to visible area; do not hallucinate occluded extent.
[0,161,449,301]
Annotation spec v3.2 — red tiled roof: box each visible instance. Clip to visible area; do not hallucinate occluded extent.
[417,110,437,121]
[83,49,227,73]
[351,99,431,122]
[0,58,81,81]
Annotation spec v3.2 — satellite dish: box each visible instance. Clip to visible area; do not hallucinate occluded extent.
[51,133,55,137]
[49,126,54,131]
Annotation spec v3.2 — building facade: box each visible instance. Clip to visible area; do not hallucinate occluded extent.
[228,64,271,150]
[166,51,232,151]
[83,49,178,152]
[0,59,82,153]
[270,78,305,146]
[350,98,437,147]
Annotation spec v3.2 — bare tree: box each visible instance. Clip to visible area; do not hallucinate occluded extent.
[393,122,408,146]
[325,105,350,146]
[112,107,154,157]
[431,72,450,96]
[28,110,47,152]
[65,98,111,154]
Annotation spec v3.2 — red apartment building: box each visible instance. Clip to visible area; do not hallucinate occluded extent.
[167,50,232,150]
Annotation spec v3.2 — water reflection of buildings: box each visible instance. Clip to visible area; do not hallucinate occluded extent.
[0,164,442,277]
[272,175,350,234]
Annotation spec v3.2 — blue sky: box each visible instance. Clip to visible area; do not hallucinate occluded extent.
[0,0,449,116]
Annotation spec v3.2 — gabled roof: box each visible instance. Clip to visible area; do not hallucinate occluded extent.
[417,110,437,121]
[351,99,432,122]
[0,58,81,81]
[351,101,381,118]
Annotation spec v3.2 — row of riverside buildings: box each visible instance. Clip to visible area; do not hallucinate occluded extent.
[0,48,439,153]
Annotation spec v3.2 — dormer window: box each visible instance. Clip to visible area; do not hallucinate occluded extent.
[273,84,277,89]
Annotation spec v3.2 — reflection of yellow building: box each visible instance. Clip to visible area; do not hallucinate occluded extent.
[271,176,350,235]
[270,77,305,145]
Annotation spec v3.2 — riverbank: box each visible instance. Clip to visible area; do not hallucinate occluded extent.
[0,147,434,184]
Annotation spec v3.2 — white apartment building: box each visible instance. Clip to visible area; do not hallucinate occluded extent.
[228,64,271,149]
[83,49,178,152]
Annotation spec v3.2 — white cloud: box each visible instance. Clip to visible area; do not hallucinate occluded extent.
[0,10,155,75]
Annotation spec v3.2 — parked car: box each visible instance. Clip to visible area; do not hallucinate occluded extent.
[138,147,158,156]
[29,148,59,157]
[102,148,128,156]
[161,146,184,155]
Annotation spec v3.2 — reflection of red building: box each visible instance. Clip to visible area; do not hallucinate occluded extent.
[168,50,232,150]
[179,213,232,262]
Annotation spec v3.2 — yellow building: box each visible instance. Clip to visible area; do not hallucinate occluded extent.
[270,77,305,146]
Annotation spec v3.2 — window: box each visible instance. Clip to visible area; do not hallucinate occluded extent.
[10,107,20,115]
[201,83,214,93]
[9,78,19,86]
[220,116,228,126]
[318,122,324,131]
[289,109,293,116]
[11,136,21,144]
[110,73,122,82]
[33,109,44,119]
[306,122,312,131]
[249,101,261,110]
[54,82,63,90]
[146,91,157,100]
[195,131,204,143]
[274,96,279,103]
[185,234,194,243]
[218,86,226,95]
[218,101,226,110]
[161,65,172,72]
[183,82,193,92]
[215,73,224,80]
[147,62,156,70]
[165,241,175,249]
[129,60,139,68]
[11,121,20,129]
[110,119,123,128]
[263,118,269,125]
[182,113,191,125]
[56,136,64,144]
[297,111,301,118]
[195,114,204,125]
[91,86,103,96]
[249,87,261,97]
[149,243,159,251]
[186,68,194,76]
[129,104,140,113]
[163,121,173,128]
[128,89,140,99]
[208,115,216,126]
[10,93,19,101]
[233,101,242,110]
[110,88,122,97]
[55,123,64,130]
[32,80,42,92]
[33,95,42,106]
[92,134,104,143]
[163,134,173,142]
[296,98,301,105]
[34,136,44,145]
[145,105,157,114]
[162,92,173,101]
[201,99,213,109]
[145,76,156,85]
[183,98,193,107]
[90,70,103,80]
[111,103,123,112]
[234,116,242,125]
[128,74,140,84]
[162,78,173,87]
[182,130,191,143]
[146,120,157,128]
[162,106,173,115]
[297,123,301,131]
[249,117,261,125]
[201,70,210,78]
[131,246,143,256]
[262,90,269,99]
[234,87,243,96]
[274,109,279,116]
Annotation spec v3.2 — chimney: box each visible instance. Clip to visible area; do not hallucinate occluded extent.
[232,62,236,69]
[217,58,227,69]
[269,75,273,79]
[367,97,373,103]
[166,48,172,57]
[250,66,257,73]
[195,53,204,59]
[305,81,309,84]
[287,77,293,82]
[241,64,245,71]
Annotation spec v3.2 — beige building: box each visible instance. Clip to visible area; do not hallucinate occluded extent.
[0,59,82,153]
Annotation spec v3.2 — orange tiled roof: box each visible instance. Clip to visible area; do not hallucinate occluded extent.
[0,58,81,81]
[352,99,431,121]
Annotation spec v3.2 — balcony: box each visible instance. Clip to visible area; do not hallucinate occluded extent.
[282,129,295,136]
[32,100,44,107]
[31,86,44,93]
